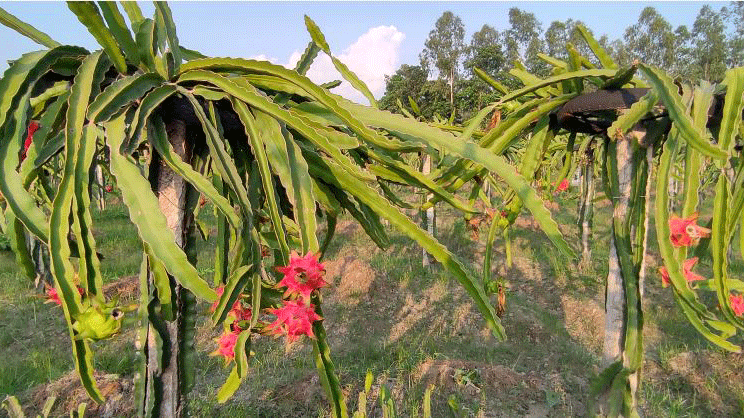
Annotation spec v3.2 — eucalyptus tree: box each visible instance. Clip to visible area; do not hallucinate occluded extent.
[544,19,595,63]
[691,4,728,81]
[0,2,574,416]
[623,7,679,70]
[461,25,505,118]
[502,8,545,76]
[725,1,744,67]
[418,11,466,265]
[544,20,572,60]
[465,24,504,77]
[420,11,466,106]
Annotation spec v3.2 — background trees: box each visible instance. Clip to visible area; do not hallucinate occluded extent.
[420,11,466,106]
[690,5,728,81]
[381,4,744,120]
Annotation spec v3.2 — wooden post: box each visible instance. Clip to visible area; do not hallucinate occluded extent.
[143,119,194,417]
[601,124,651,415]
[578,152,595,270]
[421,154,434,267]
[94,164,106,210]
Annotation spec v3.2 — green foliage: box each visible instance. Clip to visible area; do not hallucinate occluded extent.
[456,16,744,415]
[0,2,572,415]
[2,395,59,418]
[420,11,466,86]
[8,3,744,417]
[622,7,681,70]
[464,24,504,76]
[0,232,10,251]
[378,64,428,115]
[381,5,743,121]
[690,5,728,82]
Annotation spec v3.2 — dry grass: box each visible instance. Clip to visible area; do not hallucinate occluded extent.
[2,196,744,417]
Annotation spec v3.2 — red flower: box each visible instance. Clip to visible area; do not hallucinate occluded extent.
[21,121,39,162]
[730,293,744,317]
[210,286,250,322]
[45,284,85,305]
[276,252,327,299]
[554,179,569,192]
[231,305,252,323]
[105,185,113,193]
[46,287,62,305]
[212,328,240,363]
[264,299,322,343]
[550,178,570,194]
[210,287,226,312]
[658,257,706,287]
[669,214,710,247]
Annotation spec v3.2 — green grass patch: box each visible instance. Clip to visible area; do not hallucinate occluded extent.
[0,192,741,416]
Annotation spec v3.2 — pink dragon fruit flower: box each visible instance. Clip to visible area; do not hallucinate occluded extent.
[276,251,328,299]
[730,293,744,317]
[210,286,251,323]
[44,284,85,305]
[212,328,241,364]
[210,286,240,312]
[553,179,569,194]
[46,287,62,305]
[669,214,710,247]
[20,121,39,162]
[264,299,322,343]
[658,257,707,288]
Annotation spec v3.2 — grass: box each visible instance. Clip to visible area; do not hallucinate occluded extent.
[1,191,743,417]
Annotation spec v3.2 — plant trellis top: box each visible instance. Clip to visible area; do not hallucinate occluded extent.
[473,25,744,355]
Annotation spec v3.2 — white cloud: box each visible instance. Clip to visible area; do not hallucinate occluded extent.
[249,54,278,64]
[285,26,405,104]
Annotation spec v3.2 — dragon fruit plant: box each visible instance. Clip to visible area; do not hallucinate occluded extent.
[0,2,570,416]
[465,24,744,416]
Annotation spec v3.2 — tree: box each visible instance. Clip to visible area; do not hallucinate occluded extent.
[544,20,571,60]
[378,64,428,113]
[690,5,728,81]
[420,11,466,105]
[724,1,744,67]
[605,38,633,68]
[673,24,694,77]
[464,24,504,77]
[418,12,465,267]
[460,25,504,120]
[454,78,499,121]
[503,8,544,75]
[623,7,679,70]
[544,19,595,63]
[418,79,453,120]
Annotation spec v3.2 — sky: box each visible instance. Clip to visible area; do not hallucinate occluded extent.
[0,1,721,103]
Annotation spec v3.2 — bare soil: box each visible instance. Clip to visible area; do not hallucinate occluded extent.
[12,209,744,417]
[27,371,133,418]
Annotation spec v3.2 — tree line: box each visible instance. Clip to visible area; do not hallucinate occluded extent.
[379,3,744,122]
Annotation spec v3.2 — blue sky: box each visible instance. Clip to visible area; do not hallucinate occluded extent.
[0,2,721,103]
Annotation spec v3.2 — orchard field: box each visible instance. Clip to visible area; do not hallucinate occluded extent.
[1,191,743,417]
[3,2,744,417]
